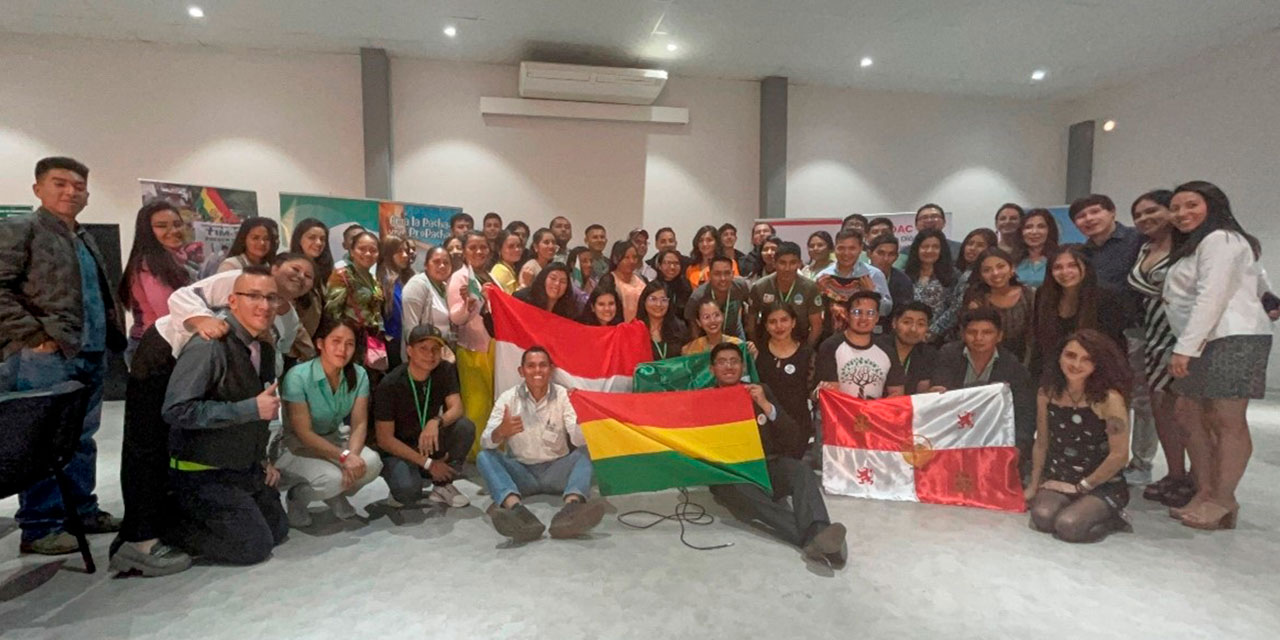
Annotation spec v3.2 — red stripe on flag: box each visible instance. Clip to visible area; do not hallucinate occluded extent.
[819,389,914,452]
[913,447,1025,512]
[486,285,652,380]
[202,188,238,223]
[572,386,755,428]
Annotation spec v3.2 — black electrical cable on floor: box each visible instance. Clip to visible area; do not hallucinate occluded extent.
[615,487,733,551]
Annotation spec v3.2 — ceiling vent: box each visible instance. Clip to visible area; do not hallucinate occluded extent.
[518,61,668,105]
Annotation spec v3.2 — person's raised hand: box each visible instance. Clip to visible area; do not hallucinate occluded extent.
[498,405,524,440]
[257,382,281,420]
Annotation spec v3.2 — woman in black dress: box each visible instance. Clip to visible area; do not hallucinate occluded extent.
[754,304,814,459]
[1026,329,1133,543]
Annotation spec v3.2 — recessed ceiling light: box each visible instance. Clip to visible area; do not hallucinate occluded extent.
[666,43,679,52]
[860,57,874,68]
[443,25,457,37]
[1030,69,1047,81]
[1102,120,1117,132]
[187,6,204,19]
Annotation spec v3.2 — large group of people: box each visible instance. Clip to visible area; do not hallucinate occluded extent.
[1,156,1274,578]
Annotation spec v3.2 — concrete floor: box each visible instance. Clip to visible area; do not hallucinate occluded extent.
[2,401,1279,640]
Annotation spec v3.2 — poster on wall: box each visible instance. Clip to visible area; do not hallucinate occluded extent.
[140,179,258,274]
[280,193,461,270]
[0,204,34,219]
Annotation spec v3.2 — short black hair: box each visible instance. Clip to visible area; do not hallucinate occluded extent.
[450,212,474,228]
[709,254,735,270]
[867,216,894,231]
[506,220,530,234]
[867,233,899,252]
[915,203,944,219]
[240,264,274,278]
[655,227,676,239]
[761,235,782,248]
[893,300,933,322]
[775,241,802,260]
[717,223,737,235]
[1069,194,1116,220]
[521,345,554,368]
[844,290,882,310]
[842,213,868,227]
[342,224,366,241]
[35,156,89,180]
[835,228,864,245]
[960,306,1003,331]
[483,212,502,224]
[752,221,776,233]
[585,223,606,235]
[708,341,742,364]
[272,251,314,269]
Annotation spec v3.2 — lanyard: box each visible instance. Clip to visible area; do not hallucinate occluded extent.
[409,374,434,431]
[779,277,796,304]
[653,339,667,360]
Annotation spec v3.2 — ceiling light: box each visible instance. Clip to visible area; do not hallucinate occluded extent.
[187,6,204,19]
[443,25,457,37]
[1030,69,1047,81]
[1102,120,1117,132]
[666,43,678,52]
[860,57,873,68]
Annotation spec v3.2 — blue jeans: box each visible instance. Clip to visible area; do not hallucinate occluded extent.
[6,349,106,541]
[476,448,593,505]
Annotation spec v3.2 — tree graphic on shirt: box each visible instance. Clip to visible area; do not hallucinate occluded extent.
[840,356,884,399]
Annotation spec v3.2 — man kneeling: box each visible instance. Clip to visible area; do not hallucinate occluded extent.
[478,347,604,542]
[706,343,849,568]
[162,267,288,564]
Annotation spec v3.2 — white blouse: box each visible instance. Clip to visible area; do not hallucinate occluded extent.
[1163,230,1272,357]
[399,272,453,359]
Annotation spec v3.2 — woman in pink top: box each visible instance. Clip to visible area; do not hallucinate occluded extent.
[119,200,192,367]
[595,240,648,322]
[448,230,496,456]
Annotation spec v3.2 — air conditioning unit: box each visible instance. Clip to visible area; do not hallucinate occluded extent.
[518,62,668,105]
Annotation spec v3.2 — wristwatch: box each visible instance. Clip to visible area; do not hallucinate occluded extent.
[1076,478,1092,493]
[339,449,351,463]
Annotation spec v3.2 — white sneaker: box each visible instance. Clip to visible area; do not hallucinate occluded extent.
[324,495,358,520]
[430,484,470,508]
[286,489,313,528]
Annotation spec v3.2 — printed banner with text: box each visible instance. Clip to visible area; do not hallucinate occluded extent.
[140,179,258,274]
[281,193,461,270]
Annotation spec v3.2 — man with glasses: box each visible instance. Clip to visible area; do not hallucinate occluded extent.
[705,343,848,568]
[816,291,905,400]
[914,203,962,259]
[161,266,290,565]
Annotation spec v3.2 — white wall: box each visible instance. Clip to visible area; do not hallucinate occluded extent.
[0,34,365,257]
[787,85,1065,236]
[391,59,759,253]
[1058,30,1280,386]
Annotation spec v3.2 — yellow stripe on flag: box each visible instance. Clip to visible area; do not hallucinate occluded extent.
[581,418,766,465]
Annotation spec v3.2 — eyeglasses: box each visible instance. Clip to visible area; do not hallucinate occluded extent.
[234,291,282,306]
[712,359,741,366]
[848,308,878,317]
[648,297,670,304]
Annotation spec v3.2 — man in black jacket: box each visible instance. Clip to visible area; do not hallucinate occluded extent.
[929,307,1036,475]
[705,343,848,568]
[0,157,127,555]
[162,266,288,565]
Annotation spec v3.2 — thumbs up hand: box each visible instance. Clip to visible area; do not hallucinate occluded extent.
[257,381,281,420]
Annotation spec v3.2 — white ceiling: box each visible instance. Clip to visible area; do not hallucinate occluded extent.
[4,0,1280,98]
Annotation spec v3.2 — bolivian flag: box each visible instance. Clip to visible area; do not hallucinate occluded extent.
[570,386,772,496]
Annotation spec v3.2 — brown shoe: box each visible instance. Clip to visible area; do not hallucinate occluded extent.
[19,531,80,556]
[548,499,605,539]
[802,522,848,568]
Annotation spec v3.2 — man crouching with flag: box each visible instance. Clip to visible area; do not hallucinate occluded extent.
[706,343,848,568]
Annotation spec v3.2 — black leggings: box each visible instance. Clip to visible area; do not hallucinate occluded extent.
[1028,490,1121,543]
[118,327,176,543]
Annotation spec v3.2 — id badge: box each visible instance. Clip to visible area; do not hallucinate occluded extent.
[540,421,561,446]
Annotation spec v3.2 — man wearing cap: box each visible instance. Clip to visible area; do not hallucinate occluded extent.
[629,228,657,281]
[373,324,475,508]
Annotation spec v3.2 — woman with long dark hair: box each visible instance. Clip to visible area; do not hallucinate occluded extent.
[278,316,382,528]
[995,203,1025,254]
[635,279,687,360]
[514,262,578,319]
[962,247,1032,360]
[686,224,738,287]
[326,230,385,374]
[652,248,693,314]
[1126,190,1191,507]
[448,231,497,453]
[578,287,624,326]
[1014,209,1060,288]
[799,230,835,280]
[568,245,599,302]
[954,228,998,276]
[1027,329,1133,543]
[489,230,523,294]
[596,240,648,322]
[1164,181,1272,530]
[401,246,456,363]
[287,218,334,363]
[519,228,559,288]
[218,217,279,273]
[1028,245,1107,378]
[378,234,415,370]
[904,229,958,343]
[119,200,192,365]
[754,304,814,458]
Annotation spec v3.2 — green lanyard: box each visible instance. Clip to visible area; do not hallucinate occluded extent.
[653,339,667,360]
[409,375,434,431]
[780,278,796,304]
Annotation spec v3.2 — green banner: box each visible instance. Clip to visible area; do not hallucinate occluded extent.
[279,193,381,265]
[632,344,760,392]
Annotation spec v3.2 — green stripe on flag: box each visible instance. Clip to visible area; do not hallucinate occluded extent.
[591,449,772,496]
[632,343,759,392]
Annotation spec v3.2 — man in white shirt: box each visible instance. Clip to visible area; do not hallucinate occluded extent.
[478,346,604,542]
